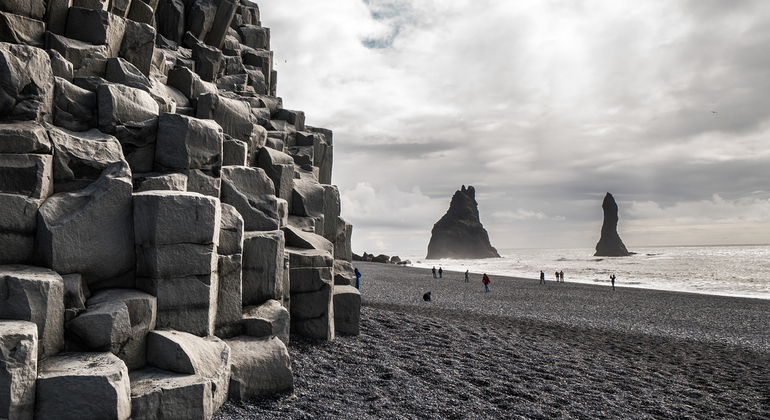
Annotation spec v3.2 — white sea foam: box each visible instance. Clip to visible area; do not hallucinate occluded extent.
[376,245,770,299]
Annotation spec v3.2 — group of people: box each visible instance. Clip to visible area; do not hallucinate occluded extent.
[431,266,444,278]
[539,270,565,284]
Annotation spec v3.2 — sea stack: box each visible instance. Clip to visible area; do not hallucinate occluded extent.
[426,185,500,259]
[594,192,632,256]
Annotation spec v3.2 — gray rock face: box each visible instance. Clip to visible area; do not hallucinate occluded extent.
[132,172,188,192]
[333,285,361,336]
[242,230,286,307]
[146,330,231,409]
[35,352,132,420]
[242,299,289,345]
[46,32,109,77]
[258,146,295,204]
[0,265,64,359]
[53,77,98,131]
[36,162,135,290]
[426,185,500,260]
[225,335,293,400]
[0,42,54,122]
[129,367,214,420]
[0,11,45,47]
[215,254,243,339]
[47,125,126,192]
[594,192,632,257]
[0,122,51,154]
[220,166,288,231]
[155,113,223,172]
[0,320,37,420]
[65,7,127,58]
[334,216,353,262]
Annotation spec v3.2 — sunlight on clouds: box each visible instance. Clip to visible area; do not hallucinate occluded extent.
[627,194,770,224]
[492,209,566,222]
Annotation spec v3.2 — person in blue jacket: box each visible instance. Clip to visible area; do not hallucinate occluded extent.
[354,267,362,290]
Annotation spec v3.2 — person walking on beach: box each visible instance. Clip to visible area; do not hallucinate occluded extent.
[354,267,362,290]
[438,267,443,278]
[540,271,545,284]
[555,271,559,282]
[610,274,616,290]
[559,270,564,282]
[482,273,491,292]
[464,270,469,283]
[432,266,437,278]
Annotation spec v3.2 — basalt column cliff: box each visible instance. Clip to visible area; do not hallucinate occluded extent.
[594,192,632,257]
[0,1,359,419]
[426,185,500,259]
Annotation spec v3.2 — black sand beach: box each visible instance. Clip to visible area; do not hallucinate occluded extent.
[214,262,770,419]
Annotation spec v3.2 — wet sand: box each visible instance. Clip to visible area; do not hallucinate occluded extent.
[214,262,770,419]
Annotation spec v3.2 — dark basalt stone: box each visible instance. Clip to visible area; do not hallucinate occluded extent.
[594,192,632,257]
[426,185,500,259]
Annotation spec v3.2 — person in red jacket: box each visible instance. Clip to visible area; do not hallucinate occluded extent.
[482,273,491,292]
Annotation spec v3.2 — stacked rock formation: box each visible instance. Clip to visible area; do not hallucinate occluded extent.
[594,192,632,257]
[0,1,360,419]
[426,185,500,259]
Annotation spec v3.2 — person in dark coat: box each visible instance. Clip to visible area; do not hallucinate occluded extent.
[438,267,443,278]
[540,271,545,284]
[432,267,437,278]
[482,273,491,292]
[464,270,469,283]
[423,291,432,301]
[354,267,362,290]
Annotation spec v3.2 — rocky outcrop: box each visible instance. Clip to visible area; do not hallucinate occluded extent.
[426,185,500,259]
[0,1,358,418]
[594,192,632,257]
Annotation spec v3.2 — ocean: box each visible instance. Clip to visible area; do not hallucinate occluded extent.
[378,245,770,300]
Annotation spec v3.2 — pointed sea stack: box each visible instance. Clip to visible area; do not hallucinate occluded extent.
[594,192,632,256]
[426,185,500,259]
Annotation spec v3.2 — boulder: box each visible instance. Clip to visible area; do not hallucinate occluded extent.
[0,265,64,359]
[204,0,237,50]
[46,0,71,35]
[97,83,160,173]
[196,94,266,158]
[0,154,53,199]
[36,162,136,290]
[218,203,244,256]
[35,352,131,420]
[0,320,37,420]
[146,330,231,409]
[62,273,90,312]
[0,0,45,20]
[166,66,217,105]
[215,254,242,339]
[242,299,289,345]
[0,122,51,154]
[132,172,187,192]
[68,289,157,369]
[52,77,98,131]
[322,185,340,241]
[220,166,288,231]
[282,225,334,256]
[258,146,294,204]
[242,230,286,306]
[65,7,127,58]
[129,367,214,420]
[0,42,54,123]
[126,0,155,26]
[236,25,269,50]
[47,125,126,193]
[285,247,333,269]
[334,216,353,261]
[187,0,217,41]
[46,33,109,78]
[224,336,292,400]
[222,136,247,166]
[426,185,501,259]
[137,272,217,337]
[594,192,633,257]
[133,190,221,246]
[106,57,151,91]
[155,0,185,44]
[333,285,360,335]
[183,168,220,198]
[155,113,223,172]
[333,259,355,286]
[0,11,45,47]
[47,49,74,81]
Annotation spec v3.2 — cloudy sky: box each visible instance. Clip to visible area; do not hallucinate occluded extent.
[258,0,770,253]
